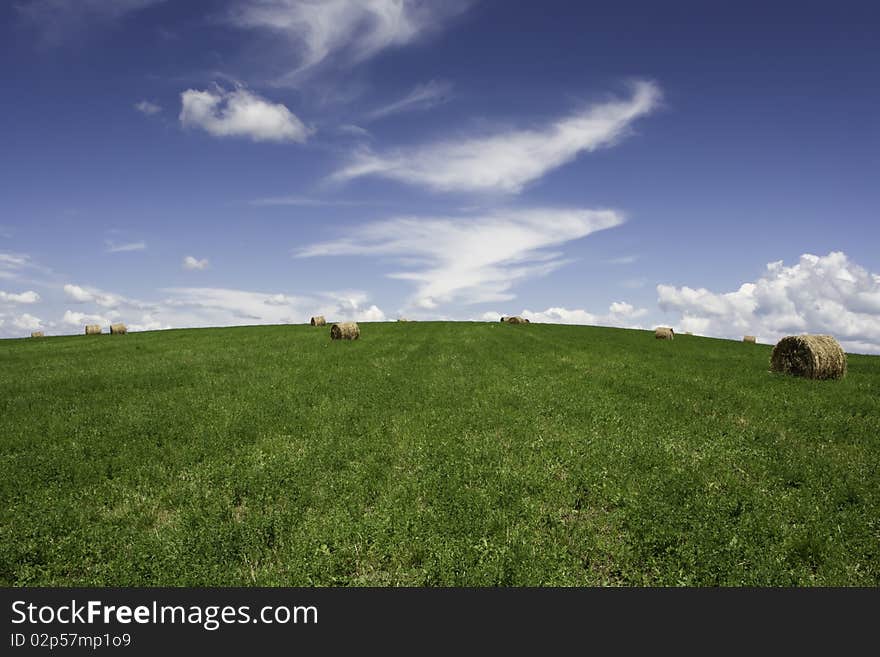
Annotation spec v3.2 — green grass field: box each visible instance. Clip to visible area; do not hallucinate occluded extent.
[1,322,878,586]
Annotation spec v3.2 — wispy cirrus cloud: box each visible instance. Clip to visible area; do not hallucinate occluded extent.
[365,79,453,121]
[657,251,880,353]
[105,240,147,253]
[180,86,311,142]
[296,207,624,309]
[229,0,472,84]
[331,80,661,194]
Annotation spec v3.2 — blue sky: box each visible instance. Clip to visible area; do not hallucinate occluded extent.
[1,0,879,352]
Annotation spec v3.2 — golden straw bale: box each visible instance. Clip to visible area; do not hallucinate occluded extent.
[655,327,674,340]
[330,322,360,340]
[770,335,846,380]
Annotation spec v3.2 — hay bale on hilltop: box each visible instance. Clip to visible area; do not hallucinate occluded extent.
[743,335,756,344]
[330,322,360,340]
[30,331,44,338]
[85,324,101,335]
[310,315,326,327]
[655,327,674,340]
[505,316,527,324]
[770,335,846,380]
[110,323,127,335]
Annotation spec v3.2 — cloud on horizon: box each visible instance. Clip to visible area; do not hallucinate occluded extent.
[657,251,880,354]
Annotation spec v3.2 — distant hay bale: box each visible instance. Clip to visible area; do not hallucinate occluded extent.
[524,318,531,324]
[770,334,847,380]
[330,321,360,340]
[84,324,101,335]
[397,318,409,322]
[655,327,674,340]
[505,316,527,324]
[30,331,44,338]
[684,331,693,335]
[110,323,127,335]
[310,315,326,326]
[743,335,756,344]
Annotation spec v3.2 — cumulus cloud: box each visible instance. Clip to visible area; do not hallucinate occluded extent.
[180,87,311,142]
[158,287,385,326]
[518,302,648,327]
[230,0,471,83]
[0,290,40,304]
[63,283,118,306]
[62,309,114,327]
[657,251,880,354]
[11,313,43,331]
[182,256,209,271]
[134,100,162,115]
[331,80,661,194]
[366,79,453,121]
[297,207,624,309]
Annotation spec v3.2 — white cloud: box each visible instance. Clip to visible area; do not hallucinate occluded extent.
[297,207,624,309]
[182,256,209,271]
[519,302,648,328]
[230,0,470,83]
[12,313,43,331]
[179,87,311,142]
[331,80,661,194]
[157,287,385,327]
[62,309,113,327]
[63,283,126,308]
[606,255,638,265]
[338,123,371,138]
[249,195,378,207]
[657,251,880,354]
[134,100,162,115]
[366,79,453,121]
[106,240,147,252]
[0,290,40,304]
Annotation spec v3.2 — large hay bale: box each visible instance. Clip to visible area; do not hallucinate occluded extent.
[505,316,527,324]
[655,327,674,340]
[310,315,326,326]
[84,324,101,335]
[330,321,360,340]
[110,323,127,335]
[743,335,756,344]
[30,331,44,338]
[770,335,847,380]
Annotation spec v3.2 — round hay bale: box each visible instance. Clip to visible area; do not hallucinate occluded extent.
[770,334,847,380]
[330,321,360,340]
[310,315,326,326]
[655,327,674,340]
[110,323,127,335]
[743,335,756,344]
[505,316,527,324]
[84,324,101,335]
[30,331,44,338]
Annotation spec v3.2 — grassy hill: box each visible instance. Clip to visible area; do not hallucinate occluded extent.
[1,322,878,586]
